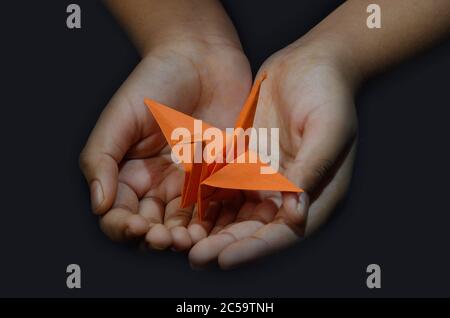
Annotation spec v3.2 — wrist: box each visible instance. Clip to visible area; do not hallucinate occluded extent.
[106,0,242,57]
[290,33,365,91]
[142,30,242,57]
[138,2,243,56]
[141,34,246,73]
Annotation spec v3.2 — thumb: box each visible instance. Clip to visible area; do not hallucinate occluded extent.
[286,110,356,194]
[282,110,355,227]
[79,100,140,214]
[79,150,118,215]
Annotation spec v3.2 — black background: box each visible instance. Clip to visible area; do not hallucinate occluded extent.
[1,0,449,297]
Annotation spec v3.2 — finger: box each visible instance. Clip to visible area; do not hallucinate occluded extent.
[245,198,278,224]
[145,224,172,250]
[286,108,356,193]
[99,182,146,241]
[188,201,266,268]
[141,171,184,251]
[99,208,133,242]
[218,223,299,270]
[218,196,309,269]
[210,201,240,235]
[164,197,194,251]
[138,196,165,226]
[189,221,263,269]
[187,202,221,244]
[234,201,257,222]
[139,196,172,250]
[164,197,193,229]
[113,182,139,213]
[170,226,192,252]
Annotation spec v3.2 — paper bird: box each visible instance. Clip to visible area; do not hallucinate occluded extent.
[144,74,303,220]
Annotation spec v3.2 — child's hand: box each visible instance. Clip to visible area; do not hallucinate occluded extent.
[188,0,450,270]
[189,43,358,269]
[80,40,251,249]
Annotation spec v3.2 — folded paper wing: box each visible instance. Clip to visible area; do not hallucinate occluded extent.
[144,99,223,207]
[144,74,303,220]
[198,150,302,219]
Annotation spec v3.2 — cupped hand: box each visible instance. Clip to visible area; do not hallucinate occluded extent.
[80,39,252,250]
[189,42,358,269]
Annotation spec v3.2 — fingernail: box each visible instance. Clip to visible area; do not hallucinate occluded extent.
[90,180,104,212]
[297,192,309,214]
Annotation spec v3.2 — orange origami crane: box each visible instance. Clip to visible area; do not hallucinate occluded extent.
[144,74,303,221]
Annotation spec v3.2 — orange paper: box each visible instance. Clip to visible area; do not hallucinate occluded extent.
[144,74,303,220]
